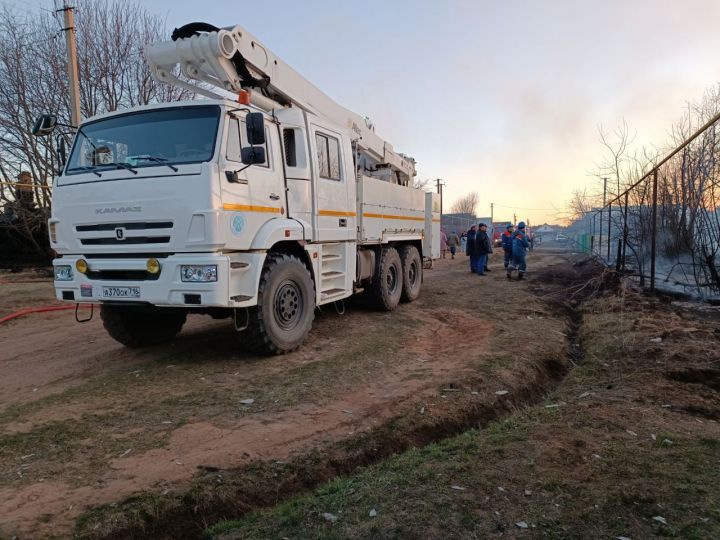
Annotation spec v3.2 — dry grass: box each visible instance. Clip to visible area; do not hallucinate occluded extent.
[70,250,574,539]
[0,278,57,318]
[0,311,419,488]
[207,264,720,540]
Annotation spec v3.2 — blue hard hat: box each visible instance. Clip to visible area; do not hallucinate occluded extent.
[506,224,513,230]
[518,221,526,229]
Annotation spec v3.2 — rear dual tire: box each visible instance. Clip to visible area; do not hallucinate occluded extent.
[369,246,402,311]
[370,245,422,311]
[399,245,422,302]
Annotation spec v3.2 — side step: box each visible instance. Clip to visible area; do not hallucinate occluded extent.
[318,242,352,305]
[321,288,346,301]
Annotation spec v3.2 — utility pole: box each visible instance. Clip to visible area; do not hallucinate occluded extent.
[599,177,608,258]
[513,213,517,226]
[490,202,494,226]
[60,1,82,127]
[602,177,608,206]
[435,178,444,219]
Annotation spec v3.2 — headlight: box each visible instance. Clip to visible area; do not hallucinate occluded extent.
[180,264,217,282]
[54,265,73,281]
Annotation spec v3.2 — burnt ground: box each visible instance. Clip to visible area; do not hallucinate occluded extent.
[1,248,572,538]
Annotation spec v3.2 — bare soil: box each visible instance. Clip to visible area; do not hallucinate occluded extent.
[207,260,720,540]
[0,249,569,538]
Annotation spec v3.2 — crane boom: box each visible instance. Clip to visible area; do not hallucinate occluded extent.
[144,23,416,184]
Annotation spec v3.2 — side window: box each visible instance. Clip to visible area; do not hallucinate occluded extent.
[226,117,271,168]
[226,119,241,162]
[315,132,341,181]
[283,128,297,167]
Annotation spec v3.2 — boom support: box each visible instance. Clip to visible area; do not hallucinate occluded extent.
[144,24,416,185]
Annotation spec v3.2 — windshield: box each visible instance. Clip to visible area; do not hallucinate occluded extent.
[64,105,221,177]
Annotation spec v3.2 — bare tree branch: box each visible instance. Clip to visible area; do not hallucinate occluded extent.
[449,192,479,215]
[0,0,192,263]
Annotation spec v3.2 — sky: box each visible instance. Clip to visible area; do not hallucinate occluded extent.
[12,0,720,224]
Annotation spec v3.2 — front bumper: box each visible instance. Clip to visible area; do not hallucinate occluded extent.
[52,252,265,308]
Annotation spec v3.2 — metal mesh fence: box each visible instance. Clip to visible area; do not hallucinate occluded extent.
[576,112,720,297]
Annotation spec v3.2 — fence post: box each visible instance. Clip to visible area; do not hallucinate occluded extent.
[607,201,612,261]
[650,169,658,291]
[622,191,629,271]
[598,206,605,257]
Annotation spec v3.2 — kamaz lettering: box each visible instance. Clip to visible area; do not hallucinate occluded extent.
[95,206,142,214]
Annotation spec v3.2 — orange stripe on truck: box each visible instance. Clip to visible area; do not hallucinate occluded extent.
[363,212,425,221]
[223,203,282,213]
[319,210,357,217]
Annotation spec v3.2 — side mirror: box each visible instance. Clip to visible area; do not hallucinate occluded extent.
[55,135,67,167]
[245,112,265,145]
[241,146,266,165]
[32,114,58,137]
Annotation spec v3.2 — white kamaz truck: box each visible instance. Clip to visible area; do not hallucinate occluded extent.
[34,22,440,354]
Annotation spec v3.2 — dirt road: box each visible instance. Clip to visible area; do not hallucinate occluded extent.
[0,249,569,538]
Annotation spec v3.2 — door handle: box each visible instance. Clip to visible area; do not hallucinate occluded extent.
[339,218,347,227]
[269,193,280,200]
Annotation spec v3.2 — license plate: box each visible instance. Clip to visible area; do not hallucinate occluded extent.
[102,286,140,299]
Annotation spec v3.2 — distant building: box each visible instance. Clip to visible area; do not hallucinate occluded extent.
[441,213,474,233]
[441,213,493,233]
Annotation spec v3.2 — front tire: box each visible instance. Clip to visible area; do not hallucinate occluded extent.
[247,253,315,355]
[370,246,403,311]
[100,305,186,348]
[399,245,422,302]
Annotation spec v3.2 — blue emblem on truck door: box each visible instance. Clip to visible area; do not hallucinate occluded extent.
[231,213,246,236]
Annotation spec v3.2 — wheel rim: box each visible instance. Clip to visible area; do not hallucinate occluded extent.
[274,279,303,330]
[386,264,398,294]
[408,260,417,286]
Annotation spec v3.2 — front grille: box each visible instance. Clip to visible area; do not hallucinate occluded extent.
[81,236,171,245]
[76,221,173,246]
[76,221,173,232]
[85,269,160,281]
[85,253,173,259]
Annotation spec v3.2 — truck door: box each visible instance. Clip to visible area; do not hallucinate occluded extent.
[220,115,285,247]
[309,120,355,242]
[279,125,313,236]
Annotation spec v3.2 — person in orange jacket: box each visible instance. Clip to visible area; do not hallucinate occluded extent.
[500,223,514,270]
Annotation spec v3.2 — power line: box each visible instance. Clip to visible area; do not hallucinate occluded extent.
[3,0,54,13]
[0,2,63,37]
[493,203,559,212]
[0,1,40,18]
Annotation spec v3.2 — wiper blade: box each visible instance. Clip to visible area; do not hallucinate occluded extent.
[106,162,138,175]
[132,155,178,172]
[68,165,102,177]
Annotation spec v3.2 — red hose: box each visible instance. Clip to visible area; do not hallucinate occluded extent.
[0,280,52,284]
[0,305,80,325]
